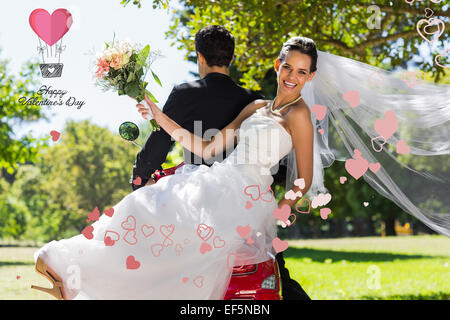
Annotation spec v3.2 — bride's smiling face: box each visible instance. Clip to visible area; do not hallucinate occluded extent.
[274,50,315,95]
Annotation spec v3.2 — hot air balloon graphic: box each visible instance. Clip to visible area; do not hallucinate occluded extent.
[29,8,73,78]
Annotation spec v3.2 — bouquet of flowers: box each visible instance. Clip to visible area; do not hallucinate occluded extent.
[94,37,163,131]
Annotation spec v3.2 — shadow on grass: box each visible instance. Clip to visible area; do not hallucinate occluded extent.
[360,292,449,300]
[0,261,34,267]
[284,247,441,263]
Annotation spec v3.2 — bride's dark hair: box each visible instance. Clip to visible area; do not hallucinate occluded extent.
[278,37,318,73]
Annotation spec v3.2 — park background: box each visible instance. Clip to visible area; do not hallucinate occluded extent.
[0,0,449,299]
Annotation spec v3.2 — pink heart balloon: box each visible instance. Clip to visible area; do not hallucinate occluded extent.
[29,8,73,46]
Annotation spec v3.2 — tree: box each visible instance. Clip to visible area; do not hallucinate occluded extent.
[0,51,49,175]
[160,0,449,88]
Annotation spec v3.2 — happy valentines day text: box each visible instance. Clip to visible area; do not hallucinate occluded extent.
[18,85,85,109]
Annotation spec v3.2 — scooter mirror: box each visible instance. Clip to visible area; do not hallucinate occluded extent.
[119,121,142,148]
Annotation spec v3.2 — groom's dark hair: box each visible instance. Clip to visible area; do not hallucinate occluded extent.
[195,25,235,67]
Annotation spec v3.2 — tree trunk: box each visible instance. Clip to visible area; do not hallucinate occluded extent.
[384,216,397,236]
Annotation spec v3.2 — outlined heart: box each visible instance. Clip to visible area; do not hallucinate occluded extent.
[244,185,260,201]
[193,276,204,288]
[213,236,226,248]
[151,243,164,257]
[368,70,384,86]
[416,18,445,44]
[141,224,155,237]
[435,49,449,69]
[260,186,274,202]
[123,230,138,245]
[196,224,214,241]
[126,255,140,270]
[121,215,136,230]
[295,198,311,214]
[104,230,120,246]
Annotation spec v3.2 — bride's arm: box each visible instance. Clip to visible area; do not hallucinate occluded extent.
[143,95,268,160]
[278,105,314,209]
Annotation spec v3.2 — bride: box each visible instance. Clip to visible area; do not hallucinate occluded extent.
[31,35,450,300]
[31,36,317,300]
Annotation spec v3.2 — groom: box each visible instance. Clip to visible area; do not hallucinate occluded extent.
[130,25,310,300]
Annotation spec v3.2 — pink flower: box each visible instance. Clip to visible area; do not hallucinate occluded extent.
[96,58,110,78]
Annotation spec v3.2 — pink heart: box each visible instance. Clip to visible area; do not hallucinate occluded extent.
[342,91,360,108]
[121,215,136,230]
[272,204,291,223]
[339,176,347,184]
[320,208,332,220]
[104,207,114,217]
[49,130,60,142]
[246,237,254,244]
[87,206,100,222]
[126,255,140,270]
[29,9,73,46]
[104,236,115,246]
[374,110,398,140]
[141,224,155,237]
[295,198,311,214]
[345,149,369,180]
[311,104,327,120]
[369,162,381,173]
[193,276,204,288]
[424,8,434,19]
[196,224,214,241]
[200,242,212,254]
[396,140,410,154]
[272,237,289,253]
[182,277,189,283]
[236,225,251,238]
[151,243,164,257]
[245,201,253,209]
[123,230,138,245]
[363,202,369,207]
[81,225,94,240]
[213,236,225,248]
[318,128,325,135]
[226,253,251,271]
[132,176,142,186]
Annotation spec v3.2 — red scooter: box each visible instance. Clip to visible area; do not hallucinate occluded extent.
[153,163,282,300]
[121,122,282,299]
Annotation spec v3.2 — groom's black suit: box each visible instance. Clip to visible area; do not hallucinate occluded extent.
[131,72,310,300]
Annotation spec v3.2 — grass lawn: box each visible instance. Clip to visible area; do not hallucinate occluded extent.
[0,235,448,300]
[284,235,450,300]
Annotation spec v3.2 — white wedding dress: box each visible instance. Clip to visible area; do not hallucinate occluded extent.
[34,110,293,299]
